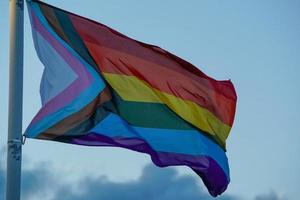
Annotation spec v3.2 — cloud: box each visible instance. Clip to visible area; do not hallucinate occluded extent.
[0,157,56,200]
[51,165,237,200]
[255,192,287,200]
[0,159,5,200]
[0,157,237,200]
[20,162,57,200]
[0,155,287,200]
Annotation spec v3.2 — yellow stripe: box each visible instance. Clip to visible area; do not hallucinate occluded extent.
[103,72,231,148]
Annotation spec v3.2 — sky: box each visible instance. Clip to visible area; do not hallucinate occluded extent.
[1,0,300,200]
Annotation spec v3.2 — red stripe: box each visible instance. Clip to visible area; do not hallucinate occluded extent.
[87,44,235,126]
[68,13,236,100]
[68,13,237,126]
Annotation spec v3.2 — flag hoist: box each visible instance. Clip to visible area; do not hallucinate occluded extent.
[6,0,24,200]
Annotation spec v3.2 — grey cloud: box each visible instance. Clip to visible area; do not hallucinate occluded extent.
[0,155,55,200]
[52,165,237,200]
[0,157,286,200]
[255,192,287,200]
[0,159,5,200]
[21,162,56,200]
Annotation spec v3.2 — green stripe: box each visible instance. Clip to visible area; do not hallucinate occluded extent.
[112,91,194,130]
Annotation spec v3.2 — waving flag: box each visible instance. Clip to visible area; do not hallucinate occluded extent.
[25,0,237,196]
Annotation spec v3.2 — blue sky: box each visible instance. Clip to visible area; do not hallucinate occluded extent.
[1,0,300,200]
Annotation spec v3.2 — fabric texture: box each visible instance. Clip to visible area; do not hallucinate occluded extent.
[25,0,237,196]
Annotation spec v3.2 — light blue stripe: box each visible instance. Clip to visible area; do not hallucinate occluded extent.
[25,2,105,138]
[35,31,78,105]
[26,2,229,178]
[91,113,229,177]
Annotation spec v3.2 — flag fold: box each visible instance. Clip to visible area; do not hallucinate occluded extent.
[25,0,237,196]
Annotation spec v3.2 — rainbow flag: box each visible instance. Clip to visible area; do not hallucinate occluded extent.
[25,0,237,196]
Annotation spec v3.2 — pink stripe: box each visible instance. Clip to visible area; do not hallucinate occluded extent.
[29,11,93,125]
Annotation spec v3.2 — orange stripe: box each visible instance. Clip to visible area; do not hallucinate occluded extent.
[86,43,235,126]
[69,13,237,101]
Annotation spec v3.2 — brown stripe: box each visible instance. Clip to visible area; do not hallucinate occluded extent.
[38,87,112,140]
[39,4,72,46]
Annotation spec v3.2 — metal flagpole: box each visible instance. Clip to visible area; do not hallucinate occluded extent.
[6,0,24,200]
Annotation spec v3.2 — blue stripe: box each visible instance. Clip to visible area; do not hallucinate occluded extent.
[26,1,229,179]
[90,113,229,178]
[25,2,105,138]
[36,30,78,105]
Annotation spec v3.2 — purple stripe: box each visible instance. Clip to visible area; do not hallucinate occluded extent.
[29,11,93,125]
[70,133,228,197]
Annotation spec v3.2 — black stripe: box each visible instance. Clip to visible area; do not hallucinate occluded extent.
[38,1,100,73]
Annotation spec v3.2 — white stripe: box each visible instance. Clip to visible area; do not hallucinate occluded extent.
[33,31,78,105]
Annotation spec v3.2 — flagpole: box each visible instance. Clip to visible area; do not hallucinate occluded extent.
[6,0,24,200]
